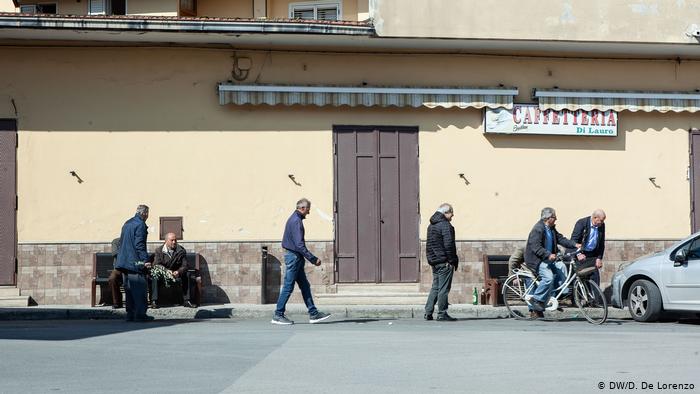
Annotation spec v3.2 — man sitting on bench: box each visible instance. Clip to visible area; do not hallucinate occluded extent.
[150,232,199,308]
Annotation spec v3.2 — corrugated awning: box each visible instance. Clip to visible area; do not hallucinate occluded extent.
[535,89,700,113]
[218,84,518,109]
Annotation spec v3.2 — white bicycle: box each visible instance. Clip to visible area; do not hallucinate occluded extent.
[501,249,608,324]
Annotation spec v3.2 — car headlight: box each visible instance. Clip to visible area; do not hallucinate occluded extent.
[617,261,633,272]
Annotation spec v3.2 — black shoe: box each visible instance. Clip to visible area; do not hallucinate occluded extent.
[149,302,159,309]
[112,304,123,309]
[134,316,155,322]
[530,310,544,319]
[436,314,457,321]
[424,314,433,321]
[309,311,331,324]
[529,299,545,312]
[271,315,294,325]
[182,300,196,308]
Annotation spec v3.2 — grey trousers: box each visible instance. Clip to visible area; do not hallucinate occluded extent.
[123,272,148,321]
[424,263,454,317]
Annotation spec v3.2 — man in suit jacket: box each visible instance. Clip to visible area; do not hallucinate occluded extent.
[150,232,200,308]
[570,209,606,285]
[525,207,581,316]
[116,204,152,322]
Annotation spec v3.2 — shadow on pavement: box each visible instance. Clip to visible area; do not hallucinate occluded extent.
[319,318,389,324]
[0,319,205,341]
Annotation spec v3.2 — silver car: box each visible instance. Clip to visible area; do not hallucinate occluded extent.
[611,232,700,322]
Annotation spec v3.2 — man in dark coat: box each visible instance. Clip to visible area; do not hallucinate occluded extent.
[150,232,200,308]
[525,207,581,316]
[424,203,458,321]
[116,204,152,322]
[570,209,606,285]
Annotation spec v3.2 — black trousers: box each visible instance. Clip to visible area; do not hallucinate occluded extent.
[150,271,198,304]
[425,263,454,317]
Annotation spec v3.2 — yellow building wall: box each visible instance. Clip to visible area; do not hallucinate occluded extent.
[373,0,700,44]
[270,0,358,21]
[197,0,253,18]
[0,47,698,242]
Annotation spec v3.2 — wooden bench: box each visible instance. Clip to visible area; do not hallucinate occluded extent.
[92,252,203,307]
[91,252,117,307]
[482,254,511,306]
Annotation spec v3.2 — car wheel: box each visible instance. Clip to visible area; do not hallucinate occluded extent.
[627,279,662,322]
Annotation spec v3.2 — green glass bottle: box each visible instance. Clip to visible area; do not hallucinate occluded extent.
[472,287,478,305]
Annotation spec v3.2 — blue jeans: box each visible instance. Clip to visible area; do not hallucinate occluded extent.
[123,272,148,321]
[275,251,318,317]
[532,260,567,303]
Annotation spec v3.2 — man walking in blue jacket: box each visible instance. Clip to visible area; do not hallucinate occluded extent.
[116,204,152,322]
[272,198,331,325]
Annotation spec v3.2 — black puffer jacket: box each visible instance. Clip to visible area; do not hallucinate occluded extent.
[426,211,457,266]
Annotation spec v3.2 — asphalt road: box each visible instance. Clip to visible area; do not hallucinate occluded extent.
[1,316,699,394]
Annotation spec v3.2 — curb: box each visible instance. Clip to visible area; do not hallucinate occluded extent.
[0,304,633,321]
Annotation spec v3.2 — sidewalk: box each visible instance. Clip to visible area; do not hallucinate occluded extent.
[0,304,632,321]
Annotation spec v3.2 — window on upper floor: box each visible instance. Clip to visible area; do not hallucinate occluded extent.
[89,0,127,16]
[179,0,197,16]
[19,3,57,14]
[290,2,340,21]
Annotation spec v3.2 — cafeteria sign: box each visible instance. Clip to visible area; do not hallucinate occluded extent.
[484,104,617,136]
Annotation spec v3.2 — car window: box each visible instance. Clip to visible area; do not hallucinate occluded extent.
[672,237,700,260]
[685,237,700,260]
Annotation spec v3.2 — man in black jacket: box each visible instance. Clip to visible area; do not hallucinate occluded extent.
[424,203,458,321]
[570,209,606,285]
[525,207,581,315]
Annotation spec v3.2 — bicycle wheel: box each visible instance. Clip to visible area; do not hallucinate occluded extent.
[502,273,536,320]
[573,278,608,324]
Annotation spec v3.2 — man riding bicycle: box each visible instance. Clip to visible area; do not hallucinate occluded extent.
[524,207,582,318]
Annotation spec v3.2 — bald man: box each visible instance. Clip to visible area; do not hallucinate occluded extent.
[150,232,200,308]
[570,210,607,285]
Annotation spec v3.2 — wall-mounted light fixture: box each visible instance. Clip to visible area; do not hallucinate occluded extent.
[288,174,301,186]
[69,170,84,184]
[649,177,661,188]
[458,173,470,186]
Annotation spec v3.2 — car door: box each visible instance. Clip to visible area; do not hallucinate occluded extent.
[663,237,700,309]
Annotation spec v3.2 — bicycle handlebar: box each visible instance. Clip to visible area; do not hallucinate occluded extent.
[556,248,582,260]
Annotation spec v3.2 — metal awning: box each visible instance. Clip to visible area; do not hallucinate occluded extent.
[218,84,518,109]
[535,89,700,113]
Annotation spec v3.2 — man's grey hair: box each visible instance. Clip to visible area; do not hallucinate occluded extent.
[136,204,149,216]
[541,207,556,220]
[296,198,311,209]
[592,209,606,219]
[437,203,453,214]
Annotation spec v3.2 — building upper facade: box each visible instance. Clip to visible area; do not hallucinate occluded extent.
[8,0,370,21]
[2,0,699,59]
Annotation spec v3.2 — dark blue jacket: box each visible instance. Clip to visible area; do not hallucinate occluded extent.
[281,210,318,263]
[116,214,149,273]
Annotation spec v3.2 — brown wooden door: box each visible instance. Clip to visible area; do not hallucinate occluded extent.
[334,126,419,283]
[0,120,17,285]
[690,129,700,232]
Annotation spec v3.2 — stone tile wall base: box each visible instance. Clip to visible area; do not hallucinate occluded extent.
[17,240,677,305]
